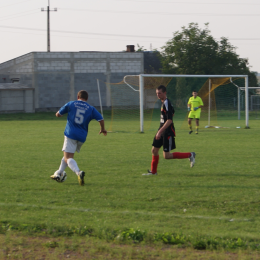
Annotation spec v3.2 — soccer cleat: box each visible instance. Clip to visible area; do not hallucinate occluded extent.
[189,130,193,134]
[195,132,198,134]
[189,152,196,168]
[50,171,67,183]
[142,170,157,176]
[50,174,59,181]
[78,171,85,186]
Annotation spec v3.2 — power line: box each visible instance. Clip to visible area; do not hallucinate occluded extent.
[0,9,38,21]
[0,25,260,41]
[0,8,38,19]
[0,11,39,22]
[0,29,165,44]
[59,8,260,17]
[0,0,34,9]
[114,0,260,4]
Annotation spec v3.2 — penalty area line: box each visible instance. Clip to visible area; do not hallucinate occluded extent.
[0,203,252,222]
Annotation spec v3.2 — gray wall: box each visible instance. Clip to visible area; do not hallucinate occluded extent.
[0,84,34,113]
[0,51,144,112]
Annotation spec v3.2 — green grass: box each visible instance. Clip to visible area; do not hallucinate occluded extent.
[0,112,260,251]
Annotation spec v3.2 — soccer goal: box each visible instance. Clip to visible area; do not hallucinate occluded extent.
[107,74,250,132]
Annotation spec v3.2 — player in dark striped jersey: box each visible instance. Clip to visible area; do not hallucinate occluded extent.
[143,85,195,176]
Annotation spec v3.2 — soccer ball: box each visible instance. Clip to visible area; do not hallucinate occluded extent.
[53,170,67,183]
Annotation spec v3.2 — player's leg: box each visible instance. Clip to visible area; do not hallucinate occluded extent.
[188,117,193,134]
[162,136,190,159]
[162,136,196,167]
[65,154,85,186]
[164,151,196,168]
[164,152,191,159]
[50,156,68,182]
[195,111,201,134]
[51,137,71,182]
[150,146,160,174]
[64,152,76,170]
[58,157,68,172]
[195,119,199,134]
[142,136,162,175]
[63,137,85,186]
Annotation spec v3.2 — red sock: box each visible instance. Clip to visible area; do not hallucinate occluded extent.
[151,155,159,173]
[172,152,191,159]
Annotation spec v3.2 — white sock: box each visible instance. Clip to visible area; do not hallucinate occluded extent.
[67,158,80,175]
[58,157,68,173]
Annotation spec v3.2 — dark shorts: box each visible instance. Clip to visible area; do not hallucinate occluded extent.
[152,134,176,152]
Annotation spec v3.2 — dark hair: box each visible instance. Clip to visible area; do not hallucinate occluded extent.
[78,90,88,100]
[156,85,166,92]
[192,91,198,93]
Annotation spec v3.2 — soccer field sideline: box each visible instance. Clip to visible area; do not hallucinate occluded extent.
[0,203,252,223]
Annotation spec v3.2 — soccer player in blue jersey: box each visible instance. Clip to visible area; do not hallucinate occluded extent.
[143,85,195,176]
[51,90,107,186]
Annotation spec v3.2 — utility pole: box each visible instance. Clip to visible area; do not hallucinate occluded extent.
[41,0,57,52]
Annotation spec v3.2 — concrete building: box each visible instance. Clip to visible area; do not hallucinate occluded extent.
[0,47,144,113]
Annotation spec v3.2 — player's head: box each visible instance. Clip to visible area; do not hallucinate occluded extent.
[192,91,198,98]
[157,85,167,93]
[156,85,167,101]
[77,90,88,101]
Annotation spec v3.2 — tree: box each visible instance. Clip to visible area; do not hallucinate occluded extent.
[160,23,257,87]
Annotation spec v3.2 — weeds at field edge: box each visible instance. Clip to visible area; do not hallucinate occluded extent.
[1,221,260,252]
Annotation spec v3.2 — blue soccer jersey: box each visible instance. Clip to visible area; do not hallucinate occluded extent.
[59,100,103,143]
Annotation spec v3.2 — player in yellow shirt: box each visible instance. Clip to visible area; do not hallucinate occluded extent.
[187,91,204,134]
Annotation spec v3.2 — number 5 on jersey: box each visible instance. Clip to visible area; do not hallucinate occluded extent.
[75,108,85,124]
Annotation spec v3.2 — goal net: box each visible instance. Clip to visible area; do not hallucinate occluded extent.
[251,95,260,119]
[105,74,249,132]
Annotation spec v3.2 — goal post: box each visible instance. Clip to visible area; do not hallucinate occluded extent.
[138,74,249,132]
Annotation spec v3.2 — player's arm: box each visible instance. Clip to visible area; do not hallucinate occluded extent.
[98,120,107,136]
[56,102,70,117]
[187,99,191,111]
[156,119,172,140]
[92,107,107,136]
[56,111,62,117]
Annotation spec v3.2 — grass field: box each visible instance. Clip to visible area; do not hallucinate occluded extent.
[0,112,260,258]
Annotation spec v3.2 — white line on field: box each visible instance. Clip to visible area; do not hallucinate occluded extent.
[0,203,252,222]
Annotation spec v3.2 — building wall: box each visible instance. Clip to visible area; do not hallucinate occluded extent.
[0,51,144,111]
[0,84,34,113]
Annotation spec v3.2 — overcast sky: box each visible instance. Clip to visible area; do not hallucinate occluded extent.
[0,0,259,74]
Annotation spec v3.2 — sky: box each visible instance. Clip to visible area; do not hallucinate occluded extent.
[0,0,260,74]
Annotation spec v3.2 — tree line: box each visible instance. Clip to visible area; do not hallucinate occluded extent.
[137,23,258,100]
